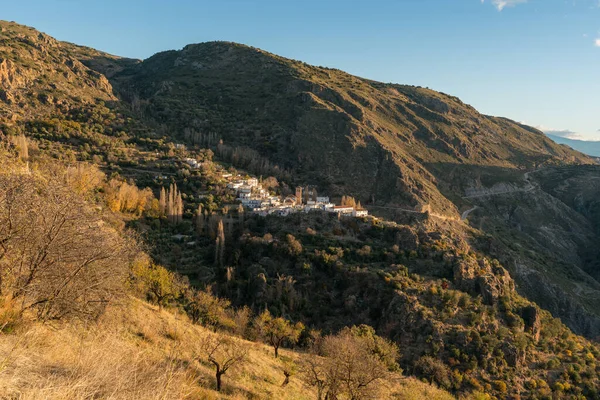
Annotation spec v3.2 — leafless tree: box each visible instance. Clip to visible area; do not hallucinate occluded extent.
[0,168,136,321]
[300,327,399,400]
[200,333,248,392]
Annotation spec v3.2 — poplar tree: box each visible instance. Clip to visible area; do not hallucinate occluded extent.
[215,219,225,267]
[159,187,167,216]
[196,204,204,234]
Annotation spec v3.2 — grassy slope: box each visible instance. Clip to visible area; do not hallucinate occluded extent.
[0,298,454,400]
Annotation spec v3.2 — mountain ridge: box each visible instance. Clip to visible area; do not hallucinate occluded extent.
[112,40,592,215]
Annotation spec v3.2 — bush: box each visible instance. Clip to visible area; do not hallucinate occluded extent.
[414,356,451,390]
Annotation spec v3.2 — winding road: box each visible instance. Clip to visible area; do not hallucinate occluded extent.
[461,206,479,221]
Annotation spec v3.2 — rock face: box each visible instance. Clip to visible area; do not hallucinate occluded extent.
[0,59,26,89]
[0,20,120,123]
[454,257,514,305]
[521,305,542,342]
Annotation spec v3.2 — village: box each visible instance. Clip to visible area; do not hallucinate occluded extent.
[183,157,369,219]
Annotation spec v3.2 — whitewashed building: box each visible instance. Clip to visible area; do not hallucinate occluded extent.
[241,198,263,209]
[353,208,369,217]
[245,178,259,187]
[238,185,253,194]
[330,206,354,215]
[184,158,199,169]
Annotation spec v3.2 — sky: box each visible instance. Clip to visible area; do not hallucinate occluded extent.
[3,0,600,140]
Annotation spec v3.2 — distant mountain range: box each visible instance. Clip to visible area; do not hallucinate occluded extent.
[546,133,600,158]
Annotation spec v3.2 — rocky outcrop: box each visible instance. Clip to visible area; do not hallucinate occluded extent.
[0,58,31,90]
[521,305,542,342]
[454,257,514,305]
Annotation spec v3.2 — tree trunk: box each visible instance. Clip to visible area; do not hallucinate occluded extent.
[216,370,223,391]
[274,345,279,358]
[282,372,290,387]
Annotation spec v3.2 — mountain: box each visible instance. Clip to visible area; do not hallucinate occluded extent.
[3,20,600,398]
[114,42,591,217]
[546,133,600,157]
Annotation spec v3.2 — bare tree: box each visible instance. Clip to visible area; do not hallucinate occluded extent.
[200,333,248,392]
[300,326,400,400]
[300,354,339,400]
[0,166,135,321]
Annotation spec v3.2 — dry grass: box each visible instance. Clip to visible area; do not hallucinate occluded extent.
[0,298,455,399]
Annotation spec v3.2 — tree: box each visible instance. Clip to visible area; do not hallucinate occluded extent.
[132,263,184,310]
[9,135,28,161]
[237,203,245,226]
[196,204,204,234]
[323,331,393,399]
[185,289,233,331]
[285,234,303,257]
[414,356,451,390]
[233,306,252,338]
[200,333,248,391]
[215,219,225,267]
[254,310,304,358]
[300,353,339,400]
[280,356,297,387]
[166,183,183,223]
[300,325,400,400]
[159,187,167,216]
[0,160,135,321]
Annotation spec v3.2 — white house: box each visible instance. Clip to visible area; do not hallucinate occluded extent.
[241,198,263,209]
[353,208,369,217]
[245,178,259,187]
[316,196,330,204]
[227,182,243,190]
[184,158,199,169]
[238,186,253,194]
[330,206,354,215]
[237,192,252,200]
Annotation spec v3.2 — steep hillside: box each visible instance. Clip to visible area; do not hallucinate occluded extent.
[116,41,591,217]
[1,297,454,400]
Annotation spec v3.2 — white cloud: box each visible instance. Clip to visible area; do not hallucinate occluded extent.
[543,129,587,140]
[491,0,528,11]
[595,38,600,47]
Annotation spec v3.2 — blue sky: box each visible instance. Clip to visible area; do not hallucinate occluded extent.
[4,0,600,140]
